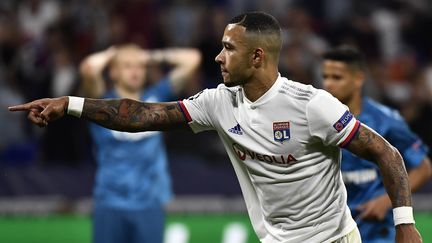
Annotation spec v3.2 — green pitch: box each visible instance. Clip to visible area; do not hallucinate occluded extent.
[0,213,430,243]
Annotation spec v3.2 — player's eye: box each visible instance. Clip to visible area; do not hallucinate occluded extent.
[334,75,343,80]
[224,44,233,50]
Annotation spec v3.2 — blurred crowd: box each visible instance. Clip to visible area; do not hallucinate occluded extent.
[1,0,432,166]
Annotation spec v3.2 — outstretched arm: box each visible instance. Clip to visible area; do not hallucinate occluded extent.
[345,124,422,243]
[9,97,190,132]
[83,98,190,131]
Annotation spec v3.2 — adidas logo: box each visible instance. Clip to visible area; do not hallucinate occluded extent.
[228,123,243,135]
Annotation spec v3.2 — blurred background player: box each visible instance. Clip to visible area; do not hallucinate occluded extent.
[79,45,201,243]
[322,46,432,243]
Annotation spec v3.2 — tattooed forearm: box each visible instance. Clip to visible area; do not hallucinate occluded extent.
[82,98,190,132]
[347,126,377,161]
[346,124,411,207]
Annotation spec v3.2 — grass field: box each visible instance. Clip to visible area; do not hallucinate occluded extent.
[0,213,430,243]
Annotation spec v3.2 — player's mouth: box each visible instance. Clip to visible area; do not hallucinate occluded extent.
[221,67,228,75]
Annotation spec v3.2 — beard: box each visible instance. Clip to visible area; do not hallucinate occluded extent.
[221,71,250,87]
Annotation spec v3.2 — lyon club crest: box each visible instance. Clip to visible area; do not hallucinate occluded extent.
[273,122,290,143]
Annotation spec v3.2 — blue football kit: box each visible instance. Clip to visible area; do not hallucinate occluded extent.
[342,97,428,243]
[90,78,174,243]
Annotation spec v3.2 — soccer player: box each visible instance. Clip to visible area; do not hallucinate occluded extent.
[10,12,423,243]
[322,46,431,243]
[79,45,201,243]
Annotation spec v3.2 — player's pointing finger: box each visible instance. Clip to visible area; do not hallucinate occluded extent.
[8,100,47,112]
[8,102,35,111]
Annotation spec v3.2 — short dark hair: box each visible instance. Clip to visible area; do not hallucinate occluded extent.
[229,12,282,57]
[322,46,367,71]
[229,11,281,36]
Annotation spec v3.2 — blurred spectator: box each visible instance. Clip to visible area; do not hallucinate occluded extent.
[255,0,293,20]
[113,0,160,48]
[196,7,229,85]
[159,0,203,47]
[0,5,34,164]
[0,78,26,152]
[401,65,432,155]
[323,0,353,24]
[425,65,432,100]
[279,6,328,85]
[67,0,112,50]
[18,0,60,42]
[51,48,78,97]
[382,49,417,105]
[371,8,402,62]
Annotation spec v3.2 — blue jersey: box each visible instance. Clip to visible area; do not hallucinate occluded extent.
[342,97,428,242]
[90,78,174,209]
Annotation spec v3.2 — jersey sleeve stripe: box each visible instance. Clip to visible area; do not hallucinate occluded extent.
[177,101,192,122]
[339,120,361,148]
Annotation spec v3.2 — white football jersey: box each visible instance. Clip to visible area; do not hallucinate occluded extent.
[179,74,361,243]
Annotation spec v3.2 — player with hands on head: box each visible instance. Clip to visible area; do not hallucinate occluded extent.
[79,45,200,99]
[68,44,201,243]
[322,45,431,243]
[10,12,423,243]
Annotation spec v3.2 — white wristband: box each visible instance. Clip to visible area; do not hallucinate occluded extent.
[393,206,415,226]
[67,96,85,118]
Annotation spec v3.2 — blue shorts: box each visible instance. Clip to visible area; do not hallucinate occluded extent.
[93,204,165,243]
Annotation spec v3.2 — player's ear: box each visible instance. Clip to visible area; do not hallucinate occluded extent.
[252,48,264,67]
[355,71,365,88]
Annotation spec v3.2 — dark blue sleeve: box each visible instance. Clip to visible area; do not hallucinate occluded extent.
[148,77,176,101]
[386,116,428,170]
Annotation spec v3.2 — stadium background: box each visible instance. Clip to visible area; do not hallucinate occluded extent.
[0,0,431,242]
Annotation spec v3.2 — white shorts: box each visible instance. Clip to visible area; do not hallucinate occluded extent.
[332,227,362,243]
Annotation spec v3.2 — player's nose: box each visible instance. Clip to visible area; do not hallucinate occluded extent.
[215,51,224,64]
[323,80,335,92]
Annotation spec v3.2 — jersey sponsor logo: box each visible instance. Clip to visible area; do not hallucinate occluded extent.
[342,169,378,184]
[273,122,290,143]
[228,123,243,135]
[333,110,353,132]
[232,143,246,160]
[232,143,297,165]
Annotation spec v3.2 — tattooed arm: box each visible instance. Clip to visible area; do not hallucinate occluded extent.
[345,124,422,243]
[8,96,191,131]
[82,98,190,131]
[346,124,411,207]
